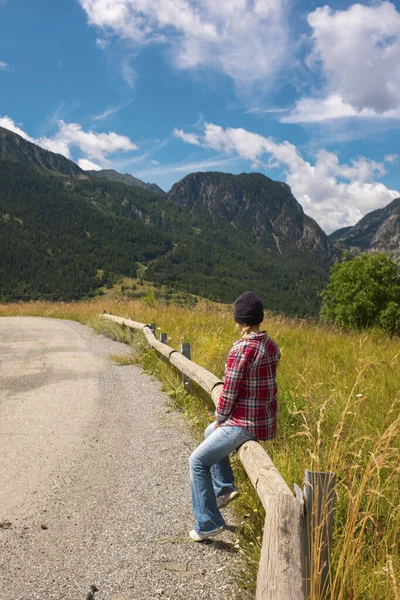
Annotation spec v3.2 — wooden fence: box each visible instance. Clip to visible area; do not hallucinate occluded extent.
[102,313,335,600]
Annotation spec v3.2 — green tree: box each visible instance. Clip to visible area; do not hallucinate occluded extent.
[320,252,400,334]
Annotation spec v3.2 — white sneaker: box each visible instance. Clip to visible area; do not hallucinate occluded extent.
[216,490,240,509]
[189,526,226,542]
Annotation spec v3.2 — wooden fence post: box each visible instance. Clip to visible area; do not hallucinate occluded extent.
[180,342,191,390]
[159,333,168,363]
[303,470,336,600]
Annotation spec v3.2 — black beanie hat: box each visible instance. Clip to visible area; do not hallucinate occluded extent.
[234,291,264,325]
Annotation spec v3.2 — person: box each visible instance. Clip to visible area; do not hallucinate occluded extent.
[189,291,281,541]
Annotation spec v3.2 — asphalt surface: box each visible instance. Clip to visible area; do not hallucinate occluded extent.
[0,317,243,600]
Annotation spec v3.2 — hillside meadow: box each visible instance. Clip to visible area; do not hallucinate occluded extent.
[1,297,399,599]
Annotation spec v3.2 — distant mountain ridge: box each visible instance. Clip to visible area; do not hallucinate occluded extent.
[0,127,164,193]
[328,226,352,244]
[89,169,165,195]
[330,198,400,262]
[0,126,83,177]
[1,123,397,314]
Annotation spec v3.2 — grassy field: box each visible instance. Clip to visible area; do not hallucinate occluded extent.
[1,297,399,599]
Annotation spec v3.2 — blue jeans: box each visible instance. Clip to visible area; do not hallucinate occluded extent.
[189,422,256,534]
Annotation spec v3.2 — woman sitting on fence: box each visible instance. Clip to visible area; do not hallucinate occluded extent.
[189,291,281,541]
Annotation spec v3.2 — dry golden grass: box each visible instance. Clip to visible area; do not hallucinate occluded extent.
[1,297,399,599]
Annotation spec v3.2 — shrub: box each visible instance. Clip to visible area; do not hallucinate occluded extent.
[320,252,400,334]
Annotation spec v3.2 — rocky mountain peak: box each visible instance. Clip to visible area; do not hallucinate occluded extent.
[331,198,400,262]
[168,171,334,262]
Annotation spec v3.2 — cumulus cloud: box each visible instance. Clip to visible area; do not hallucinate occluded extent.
[0,115,137,165]
[280,95,394,124]
[37,137,72,159]
[78,0,288,89]
[174,123,399,232]
[286,2,400,123]
[53,121,137,160]
[78,158,102,170]
[0,116,34,141]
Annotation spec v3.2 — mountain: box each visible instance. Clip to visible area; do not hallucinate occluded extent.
[0,126,336,314]
[89,169,165,195]
[0,126,83,177]
[0,159,171,301]
[143,172,335,315]
[166,172,334,261]
[330,199,400,262]
[328,226,352,244]
[0,127,170,301]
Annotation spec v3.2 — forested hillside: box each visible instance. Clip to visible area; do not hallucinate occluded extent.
[0,160,170,300]
[89,168,165,195]
[0,126,335,314]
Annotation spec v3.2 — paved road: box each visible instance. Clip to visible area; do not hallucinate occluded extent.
[0,317,241,600]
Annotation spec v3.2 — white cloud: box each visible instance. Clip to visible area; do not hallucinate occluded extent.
[0,116,34,141]
[37,137,72,159]
[281,95,379,124]
[384,153,399,163]
[0,60,7,70]
[0,116,72,159]
[0,115,138,166]
[288,2,400,123]
[173,128,201,146]
[308,2,400,113]
[78,0,288,89]
[174,122,399,232]
[78,158,102,170]
[93,102,129,120]
[51,120,137,160]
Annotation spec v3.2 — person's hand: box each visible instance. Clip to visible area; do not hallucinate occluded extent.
[214,422,220,430]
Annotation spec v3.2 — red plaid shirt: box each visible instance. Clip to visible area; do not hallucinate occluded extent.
[216,332,280,440]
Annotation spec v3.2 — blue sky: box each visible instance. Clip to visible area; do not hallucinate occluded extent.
[1,0,400,232]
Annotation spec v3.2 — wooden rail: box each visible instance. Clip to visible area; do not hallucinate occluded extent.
[102,313,305,600]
